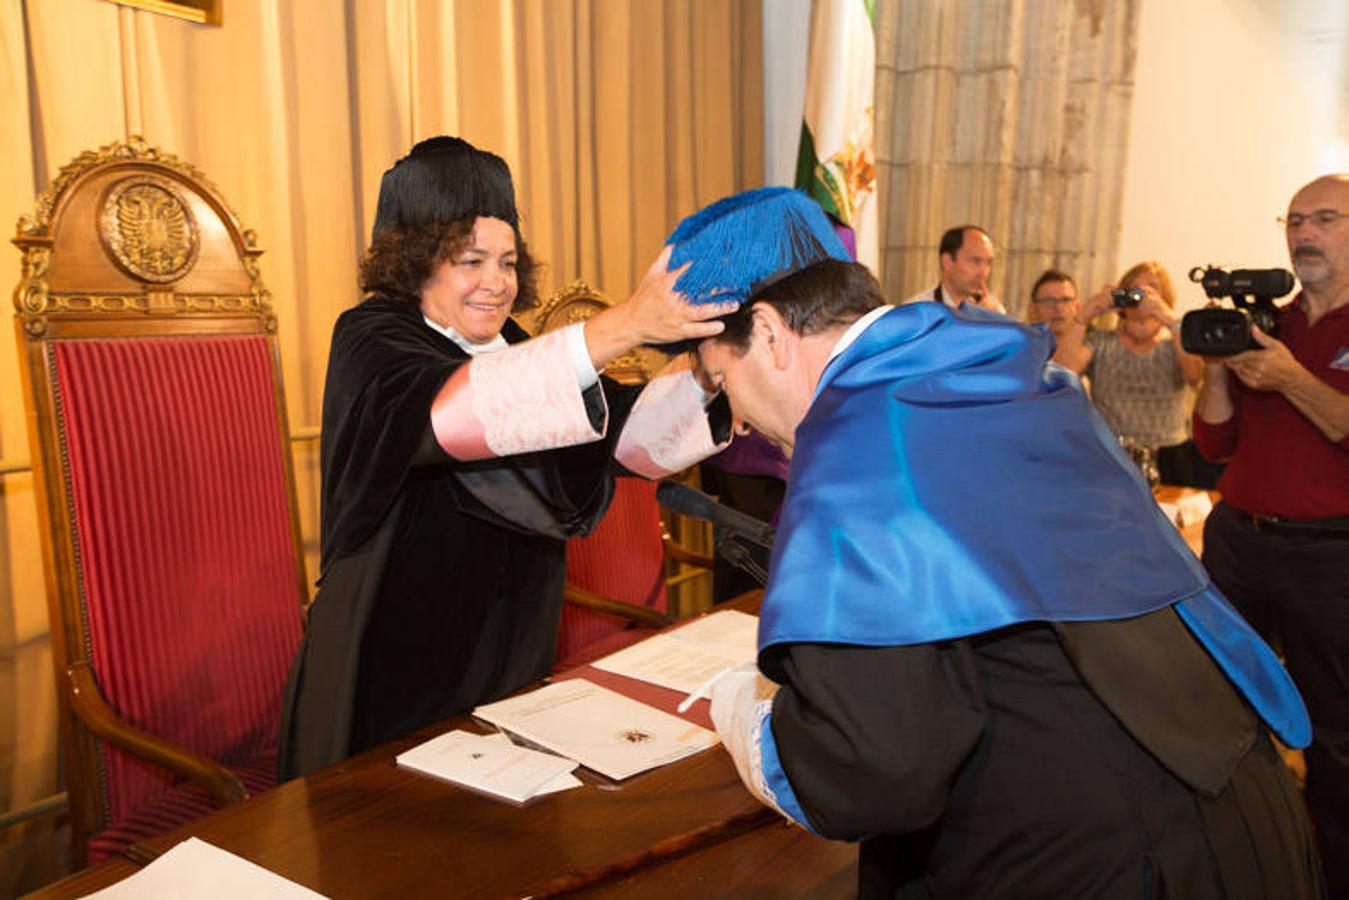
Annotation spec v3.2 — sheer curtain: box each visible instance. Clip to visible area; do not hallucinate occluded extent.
[875,0,1141,315]
[0,1,760,888]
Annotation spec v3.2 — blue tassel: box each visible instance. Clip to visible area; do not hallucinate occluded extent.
[667,187,850,306]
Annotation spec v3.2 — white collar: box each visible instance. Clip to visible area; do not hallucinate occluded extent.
[826,305,893,364]
[423,316,509,356]
[813,305,894,402]
[935,283,963,309]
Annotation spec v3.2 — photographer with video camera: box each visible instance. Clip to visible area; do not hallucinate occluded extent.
[1062,261,1206,484]
[1193,174,1349,895]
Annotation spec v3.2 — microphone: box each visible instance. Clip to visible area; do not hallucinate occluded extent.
[655,482,776,549]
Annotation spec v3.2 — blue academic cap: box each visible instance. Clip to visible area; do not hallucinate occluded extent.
[666,187,851,308]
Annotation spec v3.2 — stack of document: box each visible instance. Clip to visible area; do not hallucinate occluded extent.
[396,730,581,803]
[591,609,758,694]
[473,679,720,781]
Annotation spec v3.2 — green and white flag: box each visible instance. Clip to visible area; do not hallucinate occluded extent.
[794,0,878,272]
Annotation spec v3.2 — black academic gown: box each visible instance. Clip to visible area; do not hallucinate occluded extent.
[278,296,641,780]
[765,608,1324,899]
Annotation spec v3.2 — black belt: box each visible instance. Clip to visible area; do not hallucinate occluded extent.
[1245,512,1349,539]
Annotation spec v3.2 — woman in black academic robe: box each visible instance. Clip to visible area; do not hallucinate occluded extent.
[278,137,731,779]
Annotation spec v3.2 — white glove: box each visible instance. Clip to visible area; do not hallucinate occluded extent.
[709,664,788,818]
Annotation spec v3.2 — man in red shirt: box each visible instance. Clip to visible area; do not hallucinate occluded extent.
[1195,173,1349,895]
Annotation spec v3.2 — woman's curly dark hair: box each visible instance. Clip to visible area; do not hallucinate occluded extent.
[358,218,539,311]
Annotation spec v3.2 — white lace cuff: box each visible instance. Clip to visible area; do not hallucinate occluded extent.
[615,368,726,477]
[430,329,606,460]
[741,700,788,818]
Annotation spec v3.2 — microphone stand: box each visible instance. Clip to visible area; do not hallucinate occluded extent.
[713,527,770,587]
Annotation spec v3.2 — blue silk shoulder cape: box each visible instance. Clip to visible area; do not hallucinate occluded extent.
[758,303,1309,748]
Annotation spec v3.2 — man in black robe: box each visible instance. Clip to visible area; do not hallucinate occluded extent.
[665,188,1324,897]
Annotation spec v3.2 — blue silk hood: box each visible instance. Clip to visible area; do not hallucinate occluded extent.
[758,303,1310,748]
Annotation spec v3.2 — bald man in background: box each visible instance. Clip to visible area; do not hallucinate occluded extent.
[1195,173,1349,895]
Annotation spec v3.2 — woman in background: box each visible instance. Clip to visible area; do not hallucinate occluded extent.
[1064,261,1214,485]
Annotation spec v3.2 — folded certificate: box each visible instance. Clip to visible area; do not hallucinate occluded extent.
[590,609,759,694]
[476,731,584,795]
[81,837,325,899]
[473,679,720,781]
[396,729,579,803]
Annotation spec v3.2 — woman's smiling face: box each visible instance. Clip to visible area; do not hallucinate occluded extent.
[419,216,518,343]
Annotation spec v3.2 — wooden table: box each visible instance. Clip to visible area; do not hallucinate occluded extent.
[27,594,858,899]
[27,488,1229,900]
[574,821,856,899]
[23,858,141,899]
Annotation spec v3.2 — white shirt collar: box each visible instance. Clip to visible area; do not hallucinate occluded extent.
[827,304,893,364]
[812,305,892,402]
[423,316,509,356]
[936,283,963,309]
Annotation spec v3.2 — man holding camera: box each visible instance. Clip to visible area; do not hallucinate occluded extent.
[903,224,1007,313]
[1195,173,1349,894]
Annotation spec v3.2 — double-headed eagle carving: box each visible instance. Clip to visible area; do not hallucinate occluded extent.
[101,177,199,282]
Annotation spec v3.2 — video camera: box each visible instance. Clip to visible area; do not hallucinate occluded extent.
[1179,266,1294,356]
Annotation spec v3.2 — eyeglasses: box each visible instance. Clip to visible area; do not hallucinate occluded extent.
[1030,295,1077,306]
[1277,209,1349,230]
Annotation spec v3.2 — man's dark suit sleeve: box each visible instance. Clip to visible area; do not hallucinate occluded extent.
[765,641,986,840]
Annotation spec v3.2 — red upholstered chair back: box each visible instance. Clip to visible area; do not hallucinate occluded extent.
[556,478,669,662]
[534,281,679,666]
[12,138,306,865]
[55,337,301,820]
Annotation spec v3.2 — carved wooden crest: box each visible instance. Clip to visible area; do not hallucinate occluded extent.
[99,175,201,283]
[12,136,272,333]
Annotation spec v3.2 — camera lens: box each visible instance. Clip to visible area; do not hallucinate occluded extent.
[1181,308,1253,356]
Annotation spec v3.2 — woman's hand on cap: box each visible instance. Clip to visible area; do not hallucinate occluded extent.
[584,246,738,369]
[622,245,739,343]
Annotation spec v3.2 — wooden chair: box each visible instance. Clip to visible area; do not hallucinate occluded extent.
[11,137,307,866]
[532,281,712,667]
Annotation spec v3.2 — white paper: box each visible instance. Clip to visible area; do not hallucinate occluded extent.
[396,729,578,803]
[1174,490,1213,527]
[533,771,584,794]
[1156,491,1213,529]
[80,837,325,899]
[1157,500,1181,527]
[473,679,720,780]
[477,731,582,795]
[591,610,759,694]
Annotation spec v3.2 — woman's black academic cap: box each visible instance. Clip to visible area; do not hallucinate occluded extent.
[370,136,519,242]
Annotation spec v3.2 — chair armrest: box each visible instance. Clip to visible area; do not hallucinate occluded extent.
[563,585,674,629]
[66,662,248,807]
[662,534,714,570]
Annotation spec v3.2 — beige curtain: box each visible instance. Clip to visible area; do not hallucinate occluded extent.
[0,0,760,889]
[875,0,1140,316]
